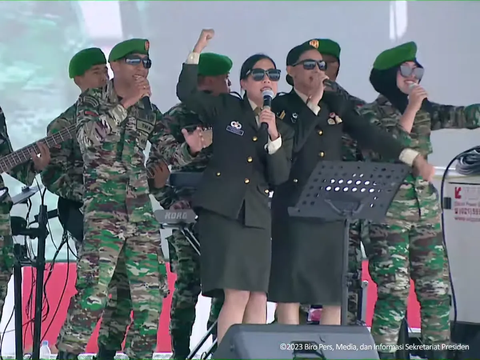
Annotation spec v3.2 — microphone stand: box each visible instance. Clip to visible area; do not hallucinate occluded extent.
[11,187,51,360]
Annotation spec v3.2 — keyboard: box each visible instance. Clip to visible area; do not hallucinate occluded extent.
[155,209,197,224]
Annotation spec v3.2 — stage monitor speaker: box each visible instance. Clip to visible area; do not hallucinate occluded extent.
[213,324,379,359]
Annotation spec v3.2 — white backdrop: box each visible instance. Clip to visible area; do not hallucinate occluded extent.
[1,0,480,356]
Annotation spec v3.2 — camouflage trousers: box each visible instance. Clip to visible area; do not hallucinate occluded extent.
[279,220,365,324]
[367,219,450,351]
[57,215,167,360]
[72,238,132,354]
[0,236,14,322]
[168,229,223,358]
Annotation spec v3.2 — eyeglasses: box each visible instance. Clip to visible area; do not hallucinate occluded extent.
[294,59,327,71]
[399,64,424,80]
[246,68,281,82]
[125,56,152,69]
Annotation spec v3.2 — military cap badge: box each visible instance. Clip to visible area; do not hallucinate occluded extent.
[145,40,150,51]
[309,39,319,49]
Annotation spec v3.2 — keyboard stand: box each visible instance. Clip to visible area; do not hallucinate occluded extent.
[155,209,218,360]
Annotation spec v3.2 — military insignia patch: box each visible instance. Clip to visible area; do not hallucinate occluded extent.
[309,39,319,49]
[328,118,336,125]
[145,40,150,51]
[278,110,286,120]
[335,115,343,124]
[226,121,244,136]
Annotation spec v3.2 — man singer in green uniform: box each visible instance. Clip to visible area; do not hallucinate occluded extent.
[42,47,168,360]
[55,38,204,360]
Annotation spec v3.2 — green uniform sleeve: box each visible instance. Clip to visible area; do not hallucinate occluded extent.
[0,107,37,186]
[430,102,480,130]
[329,82,367,108]
[150,185,178,209]
[75,88,127,149]
[40,107,84,202]
[358,104,413,147]
[148,107,196,168]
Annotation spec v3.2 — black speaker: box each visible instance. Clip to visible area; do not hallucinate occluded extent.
[213,324,379,359]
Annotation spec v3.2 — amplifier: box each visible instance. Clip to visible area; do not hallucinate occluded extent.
[213,324,379,359]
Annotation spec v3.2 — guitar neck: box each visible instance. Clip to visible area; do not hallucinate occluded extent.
[0,124,76,174]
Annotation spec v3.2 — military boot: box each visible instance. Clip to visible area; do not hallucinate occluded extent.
[96,345,117,360]
[56,351,78,360]
[170,332,190,360]
[378,352,396,359]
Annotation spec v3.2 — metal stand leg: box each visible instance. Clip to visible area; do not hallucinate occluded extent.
[341,219,351,326]
[13,244,24,360]
[397,314,410,360]
[178,225,219,360]
[31,204,48,360]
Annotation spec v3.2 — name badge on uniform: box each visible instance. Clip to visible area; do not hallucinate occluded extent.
[226,121,244,136]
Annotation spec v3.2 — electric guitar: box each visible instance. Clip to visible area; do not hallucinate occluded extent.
[0,124,76,202]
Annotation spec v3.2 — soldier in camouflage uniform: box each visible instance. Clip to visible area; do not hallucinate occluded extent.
[155,52,232,360]
[55,38,203,360]
[41,48,137,360]
[359,41,480,359]
[0,107,51,321]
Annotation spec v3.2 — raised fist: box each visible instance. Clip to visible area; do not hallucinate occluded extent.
[193,29,215,53]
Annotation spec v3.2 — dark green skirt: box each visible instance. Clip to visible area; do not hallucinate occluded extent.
[197,208,271,298]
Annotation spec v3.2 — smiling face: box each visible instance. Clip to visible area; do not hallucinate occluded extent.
[396,61,425,94]
[111,52,152,85]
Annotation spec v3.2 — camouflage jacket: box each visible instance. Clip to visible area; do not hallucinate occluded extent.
[40,105,83,203]
[333,83,367,162]
[0,106,38,236]
[75,80,188,221]
[147,102,211,207]
[359,95,480,224]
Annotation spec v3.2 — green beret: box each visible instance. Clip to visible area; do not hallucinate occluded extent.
[198,53,233,77]
[315,39,341,60]
[373,41,418,71]
[69,48,106,78]
[108,38,150,62]
[286,38,341,67]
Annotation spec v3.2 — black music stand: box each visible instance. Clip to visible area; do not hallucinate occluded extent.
[10,186,50,360]
[288,160,410,326]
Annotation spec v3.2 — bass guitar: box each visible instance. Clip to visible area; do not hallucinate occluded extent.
[0,124,76,202]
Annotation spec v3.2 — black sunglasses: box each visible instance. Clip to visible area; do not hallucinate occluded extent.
[125,55,152,69]
[246,68,281,82]
[399,64,424,80]
[294,59,327,71]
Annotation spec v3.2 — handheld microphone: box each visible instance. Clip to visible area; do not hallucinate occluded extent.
[260,89,274,132]
[142,96,153,114]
